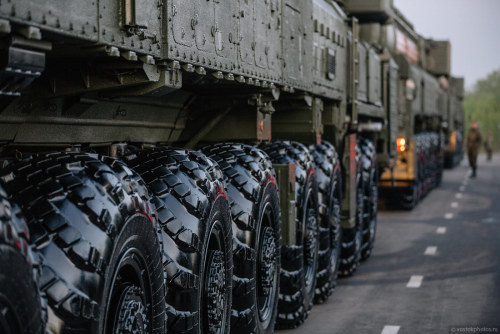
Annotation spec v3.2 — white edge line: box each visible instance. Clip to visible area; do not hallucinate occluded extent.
[381,325,401,334]
[437,227,447,234]
[424,246,438,255]
[407,275,423,288]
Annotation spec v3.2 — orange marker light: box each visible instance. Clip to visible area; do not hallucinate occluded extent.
[397,137,406,152]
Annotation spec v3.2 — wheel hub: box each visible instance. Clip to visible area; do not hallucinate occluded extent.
[304,208,318,288]
[259,227,277,296]
[206,250,226,334]
[117,286,148,334]
[305,211,318,268]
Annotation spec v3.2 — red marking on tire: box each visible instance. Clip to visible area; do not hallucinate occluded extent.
[265,173,277,187]
[216,183,227,199]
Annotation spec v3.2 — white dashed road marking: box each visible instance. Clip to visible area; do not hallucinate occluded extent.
[407,275,424,288]
[381,325,401,334]
[424,246,438,255]
[436,227,447,234]
[451,202,459,208]
[445,213,454,219]
[460,186,466,192]
[456,193,463,199]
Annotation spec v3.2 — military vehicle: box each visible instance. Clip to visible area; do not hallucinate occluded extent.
[0,0,463,333]
[340,1,465,208]
[444,77,465,168]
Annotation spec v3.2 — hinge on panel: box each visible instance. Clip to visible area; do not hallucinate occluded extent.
[122,0,148,36]
[248,93,277,115]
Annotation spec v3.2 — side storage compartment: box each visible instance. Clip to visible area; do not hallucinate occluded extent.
[311,0,349,101]
[163,0,238,74]
[367,47,382,107]
[238,0,283,82]
[282,0,314,91]
[99,0,163,58]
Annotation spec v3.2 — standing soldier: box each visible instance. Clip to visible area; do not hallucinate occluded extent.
[484,132,493,161]
[466,121,482,177]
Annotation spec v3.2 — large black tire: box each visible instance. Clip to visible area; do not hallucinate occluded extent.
[124,148,233,334]
[260,141,320,329]
[339,141,363,277]
[360,138,378,261]
[0,152,165,334]
[309,141,343,304]
[400,184,418,210]
[0,187,45,334]
[201,143,281,334]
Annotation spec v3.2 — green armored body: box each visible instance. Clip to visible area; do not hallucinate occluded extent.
[0,0,463,332]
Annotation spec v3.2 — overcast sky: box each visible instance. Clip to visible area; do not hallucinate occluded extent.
[394,0,500,90]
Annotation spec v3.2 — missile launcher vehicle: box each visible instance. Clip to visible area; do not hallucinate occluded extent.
[0,0,463,332]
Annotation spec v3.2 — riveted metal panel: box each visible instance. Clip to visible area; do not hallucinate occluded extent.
[423,71,440,116]
[214,0,237,62]
[164,0,238,74]
[367,47,382,106]
[171,0,195,47]
[99,0,162,57]
[0,0,98,41]
[195,0,216,52]
[311,0,348,101]
[254,1,269,69]
[238,0,255,66]
[282,0,313,91]
[237,0,282,83]
[265,0,282,80]
[357,41,368,102]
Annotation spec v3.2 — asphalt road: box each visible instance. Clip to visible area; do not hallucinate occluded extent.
[279,154,500,334]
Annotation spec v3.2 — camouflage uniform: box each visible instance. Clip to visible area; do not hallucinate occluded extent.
[466,127,482,176]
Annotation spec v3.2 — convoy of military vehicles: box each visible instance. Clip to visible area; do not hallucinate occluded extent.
[0,0,464,333]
